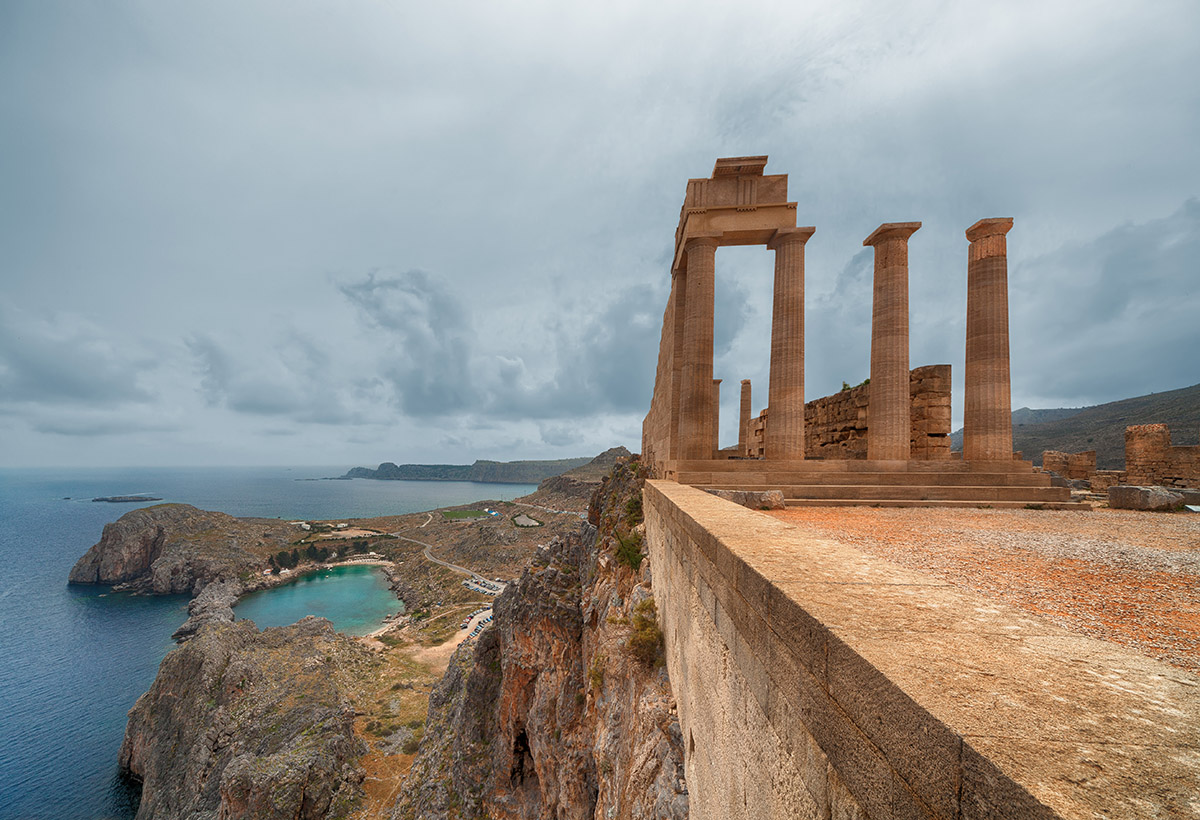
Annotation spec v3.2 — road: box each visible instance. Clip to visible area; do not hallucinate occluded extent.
[391,533,506,591]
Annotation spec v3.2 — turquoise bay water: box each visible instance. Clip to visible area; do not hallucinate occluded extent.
[234,563,401,635]
[0,467,535,820]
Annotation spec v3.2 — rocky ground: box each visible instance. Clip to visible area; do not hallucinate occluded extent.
[769,505,1200,673]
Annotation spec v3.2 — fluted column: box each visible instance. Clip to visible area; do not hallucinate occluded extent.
[963,217,1015,462]
[739,379,752,456]
[864,222,920,461]
[668,269,687,460]
[711,379,722,455]
[766,227,815,460]
[679,236,719,460]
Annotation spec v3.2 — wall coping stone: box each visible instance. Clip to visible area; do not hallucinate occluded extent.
[645,479,1200,819]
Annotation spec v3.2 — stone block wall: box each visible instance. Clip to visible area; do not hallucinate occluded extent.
[1124,424,1200,488]
[1041,450,1096,481]
[744,364,952,460]
[644,480,1200,820]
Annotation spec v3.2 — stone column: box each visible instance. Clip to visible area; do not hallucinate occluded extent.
[739,379,752,456]
[668,269,687,460]
[678,236,719,460]
[864,222,920,461]
[711,379,722,455]
[766,227,816,460]
[963,218,1015,462]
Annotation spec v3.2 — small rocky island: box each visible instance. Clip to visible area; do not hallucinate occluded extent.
[91,495,163,503]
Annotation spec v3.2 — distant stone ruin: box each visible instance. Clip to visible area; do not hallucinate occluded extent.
[1045,423,1200,491]
[641,156,1074,507]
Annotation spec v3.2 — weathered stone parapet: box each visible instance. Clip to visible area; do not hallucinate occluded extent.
[963,217,1015,462]
[766,226,815,461]
[644,479,1200,819]
[865,222,920,461]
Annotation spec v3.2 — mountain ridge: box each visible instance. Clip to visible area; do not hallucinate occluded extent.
[950,383,1200,469]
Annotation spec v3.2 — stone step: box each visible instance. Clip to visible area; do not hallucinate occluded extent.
[684,471,1053,487]
[699,484,1072,502]
[673,458,1039,474]
[782,498,1085,510]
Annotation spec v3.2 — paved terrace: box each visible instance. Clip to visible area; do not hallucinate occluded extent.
[767,506,1200,675]
[645,480,1200,819]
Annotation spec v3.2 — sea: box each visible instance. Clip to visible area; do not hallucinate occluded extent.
[0,466,535,820]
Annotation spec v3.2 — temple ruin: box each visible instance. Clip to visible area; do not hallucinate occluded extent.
[642,156,1076,507]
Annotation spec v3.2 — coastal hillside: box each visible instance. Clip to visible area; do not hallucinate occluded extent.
[516,446,633,511]
[949,383,1200,468]
[394,458,687,819]
[344,457,594,484]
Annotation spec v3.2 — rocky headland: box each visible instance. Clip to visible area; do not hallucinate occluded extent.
[120,616,371,820]
[68,503,291,595]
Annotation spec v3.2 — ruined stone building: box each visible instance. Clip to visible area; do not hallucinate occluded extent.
[641,156,1074,507]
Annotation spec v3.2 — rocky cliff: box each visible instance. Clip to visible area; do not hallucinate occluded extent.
[120,617,371,820]
[68,504,288,595]
[393,459,688,820]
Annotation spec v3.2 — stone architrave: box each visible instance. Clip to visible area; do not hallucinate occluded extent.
[864,222,921,461]
[678,236,719,460]
[712,379,722,455]
[739,379,752,456]
[963,218,1014,462]
[766,227,816,460]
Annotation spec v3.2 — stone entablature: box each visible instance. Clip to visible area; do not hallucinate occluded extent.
[744,365,951,460]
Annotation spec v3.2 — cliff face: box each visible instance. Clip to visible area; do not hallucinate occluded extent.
[393,460,688,820]
[68,504,285,595]
[120,617,371,820]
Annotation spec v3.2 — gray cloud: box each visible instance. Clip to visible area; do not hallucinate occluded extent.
[339,271,477,417]
[1011,199,1200,405]
[2,0,1197,465]
[0,304,154,406]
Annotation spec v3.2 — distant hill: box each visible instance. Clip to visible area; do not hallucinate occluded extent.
[344,456,595,484]
[950,383,1200,469]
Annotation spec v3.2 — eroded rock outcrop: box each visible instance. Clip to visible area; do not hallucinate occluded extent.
[120,617,370,820]
[393,459,688,820]
[68,504,285,595]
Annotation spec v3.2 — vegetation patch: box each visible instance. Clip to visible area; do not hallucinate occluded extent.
[615,531,645,571]
[627,598,664,667]
[441,510,489,520]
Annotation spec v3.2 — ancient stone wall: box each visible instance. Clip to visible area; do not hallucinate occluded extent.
[744,365,951,460]
[1124,424,1200,488]
[1041,450,1096,481]
[644,479,1199,820]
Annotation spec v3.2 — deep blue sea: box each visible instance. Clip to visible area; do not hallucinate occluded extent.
[0,467,534,820]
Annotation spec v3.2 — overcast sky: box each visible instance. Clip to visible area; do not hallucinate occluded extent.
[2,0,1197,468]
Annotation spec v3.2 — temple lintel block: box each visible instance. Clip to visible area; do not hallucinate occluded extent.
[713,156,769,177]
[864,222,922,247]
